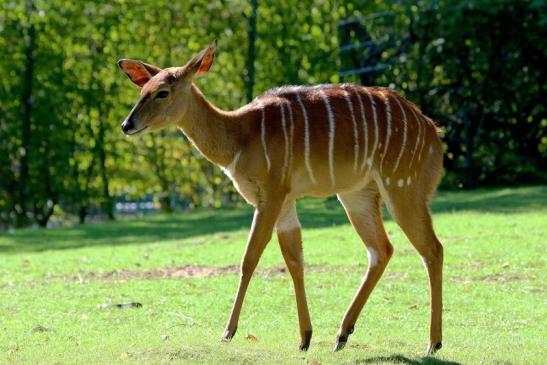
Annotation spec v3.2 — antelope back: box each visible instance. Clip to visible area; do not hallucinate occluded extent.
[248,84,442,194]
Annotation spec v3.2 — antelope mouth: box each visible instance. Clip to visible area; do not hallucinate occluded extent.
[125,125,148,136]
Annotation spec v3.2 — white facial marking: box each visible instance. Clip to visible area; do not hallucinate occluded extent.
[123,99,145,127]
[397,178,404,188]
[380,91,392,173]
[407,176,412,185]
[279,103,290,182]
[296,94,316,184]
[385,177,390,186]
[343,88,359,173]
[368,247,378,267]
[392,96,408,173]
[258,102,271,171]
[353,86,369,173]
[319,90,336,187]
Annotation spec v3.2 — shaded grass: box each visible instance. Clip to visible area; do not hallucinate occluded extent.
[0,186,546,364]
[2,186,544,254]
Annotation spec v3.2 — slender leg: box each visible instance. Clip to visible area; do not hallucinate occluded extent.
[334,185,394,351]
[385,190,443,354]
[222,197,285,341]
[276,201,313,351]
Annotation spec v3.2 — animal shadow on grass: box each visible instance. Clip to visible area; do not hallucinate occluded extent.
[355,354,462,365]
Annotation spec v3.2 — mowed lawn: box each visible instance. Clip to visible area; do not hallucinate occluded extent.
[1,187,545,365]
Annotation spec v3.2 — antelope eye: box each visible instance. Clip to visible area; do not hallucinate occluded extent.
[156,90,169,99]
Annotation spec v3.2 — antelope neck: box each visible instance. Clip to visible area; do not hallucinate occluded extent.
[176,84,242,167]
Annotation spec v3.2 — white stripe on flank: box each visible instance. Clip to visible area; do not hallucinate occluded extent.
[220,150,241,181]
[319,90,336,187]
[372,171,394,214]
[353,86,369,173]
[258,102,271,171]
[287,102,295,170]
[296,94,316,184]
[408,106,421,169]
[365,90,379,169]
[279,103,290,182]
[417,116,427,162]
[343,88,359,173]
[392,96,408,173]
[380,91,392,173]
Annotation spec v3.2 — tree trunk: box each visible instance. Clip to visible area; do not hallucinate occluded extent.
[147,134,175,214]
[463,113,477,189]
[245,0,257,102]
[159,195,172,214]
[99,145,114,220]
[17,0,36,227]
[35,204,55,227]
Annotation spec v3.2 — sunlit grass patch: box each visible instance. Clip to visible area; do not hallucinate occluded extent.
[1,186,546,364]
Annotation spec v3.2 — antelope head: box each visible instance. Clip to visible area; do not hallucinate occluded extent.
[117,40,216,136]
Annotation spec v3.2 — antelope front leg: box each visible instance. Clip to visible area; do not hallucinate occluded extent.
[222,198,284,341]
[276,201,312,351]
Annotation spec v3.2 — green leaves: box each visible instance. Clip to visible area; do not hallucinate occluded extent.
[1,1,545,228]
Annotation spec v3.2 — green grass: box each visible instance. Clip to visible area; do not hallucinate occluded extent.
[1,186,546,365]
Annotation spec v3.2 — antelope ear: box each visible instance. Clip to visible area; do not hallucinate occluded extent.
[117,59,162,87]
[186,40,217,78]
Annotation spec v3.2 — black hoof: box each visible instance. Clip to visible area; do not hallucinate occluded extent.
[427,341,442,355]
[333,335,347,352]
[333,325,354,352]
[221,327,237,342]
[299,330,313,351]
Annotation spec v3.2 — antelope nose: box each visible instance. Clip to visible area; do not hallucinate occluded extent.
[121,119,134,133]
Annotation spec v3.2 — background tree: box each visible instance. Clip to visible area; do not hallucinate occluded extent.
[0,0,545,229]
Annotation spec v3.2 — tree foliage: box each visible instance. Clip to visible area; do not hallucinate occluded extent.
[339,0,547,188]
[0,0,545,229]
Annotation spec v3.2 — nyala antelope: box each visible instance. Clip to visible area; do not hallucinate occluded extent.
[118,41,444,354]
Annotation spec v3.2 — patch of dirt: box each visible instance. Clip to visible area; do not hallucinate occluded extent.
[468,261,483,269]
[478,273,533,282]
[62,263,409,283]
[79,265,241,281]
[450,273,533,283]
[145,265,242,278]
[66,265,291,282]
[32,324,51,333]
[60,265,414,283]
[384,271,406,280]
